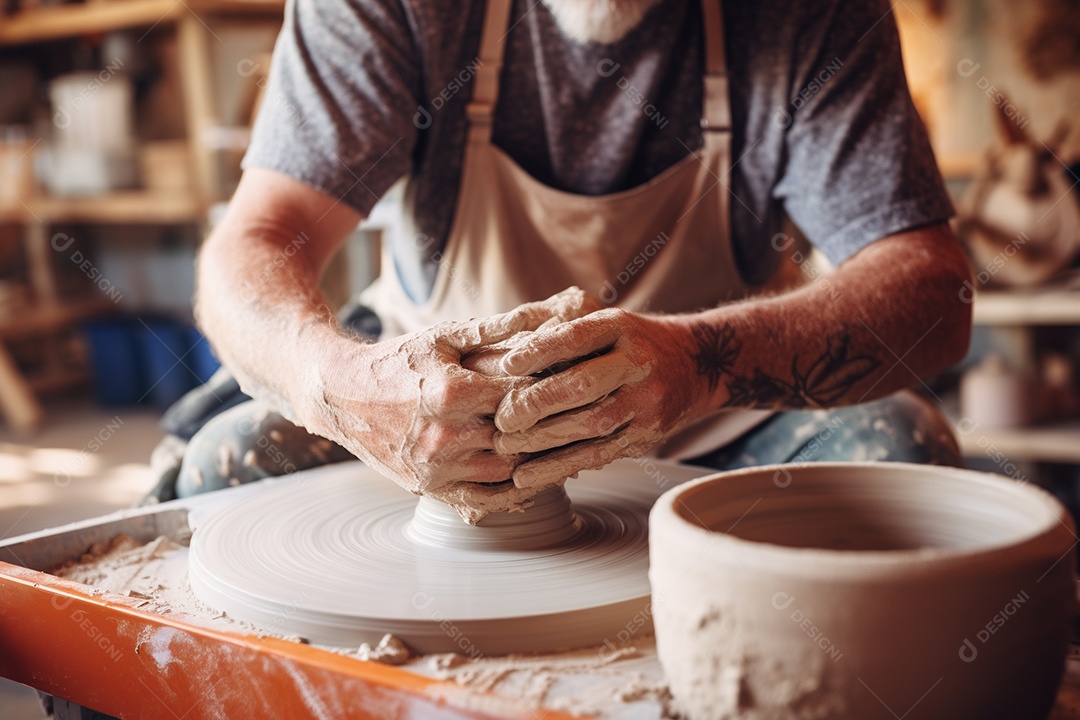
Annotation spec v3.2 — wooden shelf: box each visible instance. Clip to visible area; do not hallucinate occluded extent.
[0,298,115,340]
[0,0,284,46]
[0,0,276,432]
[27,366,92,395]
[0,205,28,224]
[957,422,1080,464]
[0,192,206,225]
[32,191,207,224]
[973,290,1080,326]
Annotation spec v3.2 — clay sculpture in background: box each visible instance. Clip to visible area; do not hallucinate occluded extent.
[956,100,1080,287]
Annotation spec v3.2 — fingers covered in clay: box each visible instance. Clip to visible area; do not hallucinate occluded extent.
[418,448,520,487]
[311,319,531,498]
[494,394,634,454]
[495,351,646,434]
[500,309,623,377]
[441,287,601,355]
[512,428,644,489]
[492,309,708,490]
[505,286,605,333]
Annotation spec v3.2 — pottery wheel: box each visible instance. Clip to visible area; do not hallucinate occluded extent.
[189,459,697,655]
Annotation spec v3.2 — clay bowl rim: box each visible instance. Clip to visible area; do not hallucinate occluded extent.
[652,461,1075,578]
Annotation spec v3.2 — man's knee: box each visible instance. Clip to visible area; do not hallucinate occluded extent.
[811,392,961,467]
[175,401,353,497]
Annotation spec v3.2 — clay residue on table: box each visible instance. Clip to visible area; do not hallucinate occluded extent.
[52,534,264,635]
[54,534,180,596]
[355,633,414,666]
[420,644,675,719]
[49,534,672,719]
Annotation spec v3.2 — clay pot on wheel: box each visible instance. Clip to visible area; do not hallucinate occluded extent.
[649,462,1076,720]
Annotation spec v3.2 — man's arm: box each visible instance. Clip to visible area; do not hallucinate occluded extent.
[196,168,364,424]
[493,224,972,487]
[684,224,972,411]
[196,168,596,512]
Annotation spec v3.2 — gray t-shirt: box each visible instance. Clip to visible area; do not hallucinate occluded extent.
[244,0,953,304]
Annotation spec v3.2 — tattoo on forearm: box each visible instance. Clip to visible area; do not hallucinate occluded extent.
[691,323,881,408]
[690,323,741,393]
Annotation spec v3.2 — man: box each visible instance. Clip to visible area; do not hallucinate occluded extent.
[161,0,972,521]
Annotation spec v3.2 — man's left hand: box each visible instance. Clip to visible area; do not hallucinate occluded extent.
[493,307,703,490]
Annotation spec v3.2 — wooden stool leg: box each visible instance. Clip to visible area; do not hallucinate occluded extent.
[0,342,42,434]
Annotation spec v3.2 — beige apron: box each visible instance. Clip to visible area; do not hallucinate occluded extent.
[364,0,773,458]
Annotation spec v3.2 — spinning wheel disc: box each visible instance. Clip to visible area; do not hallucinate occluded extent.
[189,459,703,654]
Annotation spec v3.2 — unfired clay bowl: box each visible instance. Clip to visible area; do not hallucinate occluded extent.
[649,462,1076,720]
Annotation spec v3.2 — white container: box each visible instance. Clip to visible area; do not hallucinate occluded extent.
[649,463,1075,720]
[0,126,35,208]
[38,145,139,197]
[45,72,138,195]
[960,354,1037,428]
[50,71,134,151]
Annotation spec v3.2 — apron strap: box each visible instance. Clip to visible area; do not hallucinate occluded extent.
[701,0,731,133]
[466,0,731,136]
[467,0,512,143]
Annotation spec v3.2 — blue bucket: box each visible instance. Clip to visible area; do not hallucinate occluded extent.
[185,325,222,384]
[137,317,202,410]
[81,318,145,406]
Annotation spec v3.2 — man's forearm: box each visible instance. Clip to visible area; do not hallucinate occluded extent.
[194,169,366,428]
[667,225,972,414]
[196,225,349,423]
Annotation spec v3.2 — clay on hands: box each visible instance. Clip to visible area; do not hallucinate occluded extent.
[308,287,603,524]
[493,307,701,492]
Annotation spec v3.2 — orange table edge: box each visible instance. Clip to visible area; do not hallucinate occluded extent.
[0,560,582,720]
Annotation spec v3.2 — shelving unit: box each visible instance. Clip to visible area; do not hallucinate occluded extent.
[958,289,1080,465]
[972,289,1080,327]
[0,0,283,44]
[0,0,284,432]
[956,422,1080,464]
[0,299,116,340]
[0,191,206,225]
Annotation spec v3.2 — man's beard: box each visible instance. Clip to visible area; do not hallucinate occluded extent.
[544,0,663,44]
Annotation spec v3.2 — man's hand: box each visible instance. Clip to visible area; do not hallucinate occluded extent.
[306,288,603,505]
[493,307,705,491]
[490,226,973,490]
